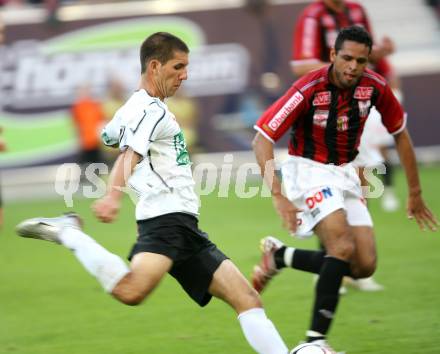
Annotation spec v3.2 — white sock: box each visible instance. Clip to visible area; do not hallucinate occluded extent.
[59,227,129,293]
[284,247,295,267]
[238,308,288,354]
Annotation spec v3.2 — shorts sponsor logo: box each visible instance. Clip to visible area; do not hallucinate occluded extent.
[305,187,333,209]
[336,115,349,131]
[267,91,303,131]
[354,86,373,100]
[358,100,371,117]
[313,109,329,128]
[311,208,321,217]
[312,91,331,106]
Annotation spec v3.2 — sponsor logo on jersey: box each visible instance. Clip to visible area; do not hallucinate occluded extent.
[336,115,349,131]
[305,187,333,209]
[354,86,373,100]
[267,91,303,131]
[358,100,371,117]
[312,91,331,106]
[313,109,329,128]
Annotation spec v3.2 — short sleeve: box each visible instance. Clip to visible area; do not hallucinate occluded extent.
[119,103,166,157]
[101,111,123,147]
[254,86,307,142]
[375,84,406,135]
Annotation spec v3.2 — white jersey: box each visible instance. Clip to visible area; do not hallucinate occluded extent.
[101,89,199,220]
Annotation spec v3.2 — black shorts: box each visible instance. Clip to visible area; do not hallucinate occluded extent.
[128,212,228,307]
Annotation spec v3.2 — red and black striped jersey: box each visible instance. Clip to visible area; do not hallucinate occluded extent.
[291,0,393,80]
[254,65,406,165]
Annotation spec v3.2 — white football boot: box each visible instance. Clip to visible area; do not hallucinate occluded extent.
[16,213,83,244]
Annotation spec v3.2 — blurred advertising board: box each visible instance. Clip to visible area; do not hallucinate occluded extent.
[1,2,438,168]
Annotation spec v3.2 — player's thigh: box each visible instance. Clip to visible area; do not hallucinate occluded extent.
[314,209,354,260]
[208,259,261,313]
[116,252,172,295]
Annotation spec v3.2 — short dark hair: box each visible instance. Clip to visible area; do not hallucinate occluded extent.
[139,32,189,73]
[334,26,373,54]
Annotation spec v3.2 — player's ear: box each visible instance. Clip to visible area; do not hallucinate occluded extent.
[148,59,161,73]
[330,47,336,63]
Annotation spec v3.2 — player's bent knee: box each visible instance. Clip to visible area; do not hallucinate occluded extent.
[111,275,152,306]
[327,236,355,261]
[351,261,376,279]
[236,287,263,312]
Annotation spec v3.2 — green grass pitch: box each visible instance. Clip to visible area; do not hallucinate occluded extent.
[1,167,439,354]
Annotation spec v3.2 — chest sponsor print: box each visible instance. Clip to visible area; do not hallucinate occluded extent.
[312,91,331,106]
[354,86,373,100]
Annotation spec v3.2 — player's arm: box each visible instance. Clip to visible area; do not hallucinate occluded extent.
[93,148,141,223]
[252,133,301,234]
[376,83,438,231]
[393,129,438,231]
[253,86,307,234]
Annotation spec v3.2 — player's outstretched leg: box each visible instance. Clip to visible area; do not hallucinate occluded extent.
[210,259,288,354]
[16,212,83,243]
[16,213,130,294]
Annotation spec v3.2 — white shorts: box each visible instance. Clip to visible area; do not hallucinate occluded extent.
[353,107,394,168]
[281,156,373,238]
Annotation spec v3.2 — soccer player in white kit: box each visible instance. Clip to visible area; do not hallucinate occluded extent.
[16,32,289,354]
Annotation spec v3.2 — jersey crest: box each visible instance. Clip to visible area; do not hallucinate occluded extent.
[174,131,191,166]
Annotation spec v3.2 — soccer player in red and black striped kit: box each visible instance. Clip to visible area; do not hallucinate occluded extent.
[251,26,438,352]
[291,0,401,216]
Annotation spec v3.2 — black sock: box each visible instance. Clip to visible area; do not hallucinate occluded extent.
[292,249,326,274]
[306,335,326,343]
[309,256,350,335]
[274,246,287,268]
[274,248,326,274]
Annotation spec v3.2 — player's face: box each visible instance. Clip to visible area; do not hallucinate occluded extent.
[330,40,370,89]
[157,50,188,98]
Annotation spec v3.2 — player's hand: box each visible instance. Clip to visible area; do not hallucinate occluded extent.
[407,193,438,232]
[92,194,121,223]
[272,194,302,234]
